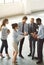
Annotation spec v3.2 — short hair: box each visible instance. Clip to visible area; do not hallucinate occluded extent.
[31,18,34,20]
[3,18,8,22]
[12,23,18,29]
[22,16,28,20]
[36,18,41,23]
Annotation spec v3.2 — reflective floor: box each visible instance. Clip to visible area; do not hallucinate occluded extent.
[0,11,44,65]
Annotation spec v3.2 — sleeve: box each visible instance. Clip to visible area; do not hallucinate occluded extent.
[18,22,21,28]
[28,24,32,35]
[18,31,24,35]
[35,24,39,34]
[38,27,44,38]
[16,35,24,42]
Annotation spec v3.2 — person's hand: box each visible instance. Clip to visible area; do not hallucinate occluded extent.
[7,29,10,34]
[37,36,39,39]
[24,32,28,36]
[31,32,37,39]
[34,35,37,39]
[31,32,36,36]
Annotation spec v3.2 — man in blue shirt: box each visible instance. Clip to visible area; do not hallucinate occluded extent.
[35,18,44,64]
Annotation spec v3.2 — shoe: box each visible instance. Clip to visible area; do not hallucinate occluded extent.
[2,56,5,58]
[0,56,5,59]
[32,57,34,60]
[34,57,38,60]
[28,53,31,56]
[7,56,11,59]
[19,55,24,59]
[36,60,43,64]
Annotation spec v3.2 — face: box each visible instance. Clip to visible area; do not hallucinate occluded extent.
[36,21,41,25]
[6,21,9,24]
[30,18,34,24]
[15,26,19,31]
[22,19,27,23]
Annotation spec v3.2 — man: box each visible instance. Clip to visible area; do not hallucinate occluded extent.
[18,16,28,59]
[28,18,38,59]
[35,18,44,64]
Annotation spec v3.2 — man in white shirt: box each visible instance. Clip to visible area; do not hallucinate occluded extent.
[18,16,28,58]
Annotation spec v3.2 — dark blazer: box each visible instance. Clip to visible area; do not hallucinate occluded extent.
[28,23,38,37]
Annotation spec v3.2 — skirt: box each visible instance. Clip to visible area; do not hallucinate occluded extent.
[13,41,18,53]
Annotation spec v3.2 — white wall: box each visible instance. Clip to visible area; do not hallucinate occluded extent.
[0,2,24,18]
[30,0,44,11]
[0,0,44,18]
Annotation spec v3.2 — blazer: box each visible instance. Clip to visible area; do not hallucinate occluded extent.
[28,23,38,36]
[18,22,28,33]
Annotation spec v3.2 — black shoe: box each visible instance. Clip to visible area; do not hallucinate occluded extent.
[32,57,34,60]
[19,55,24,59]
[34,57,38,60]
[2,56,5,58]
[28,53,31,56]
[36,60,43,64]
[7,56,11,59]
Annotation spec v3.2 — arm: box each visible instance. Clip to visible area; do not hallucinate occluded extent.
[7,29,10,34]
[0,26,1,31]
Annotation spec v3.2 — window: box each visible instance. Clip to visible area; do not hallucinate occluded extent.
[14,0,21,2]
[0,0,4,3]
[5,0,13,3]
[0,0,22,4]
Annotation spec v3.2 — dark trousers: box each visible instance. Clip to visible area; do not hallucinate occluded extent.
[29,37,32,54]
[0,40,8,54]
[32,39,36,58]
[29,37,36,58]
[37,39,43,61]
[19,38,25,55]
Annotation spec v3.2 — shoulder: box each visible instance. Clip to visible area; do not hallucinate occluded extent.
[18,22,22,25]
[41,24,44,28]
[28,23,31,27]
[33,23,36,25]
[13,30,16,33]
[18,22,22,26]
[34,23,38,27]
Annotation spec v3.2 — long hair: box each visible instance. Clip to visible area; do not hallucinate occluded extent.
[1,19,8,27]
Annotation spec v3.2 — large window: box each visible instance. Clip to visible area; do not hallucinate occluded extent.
[0,0,4,3]
[14,0,21,2]
[0,0,22,4]
[5,0,13,3]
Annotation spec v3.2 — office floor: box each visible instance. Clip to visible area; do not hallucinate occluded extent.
[0,37,44,65]
[0,11,44,65]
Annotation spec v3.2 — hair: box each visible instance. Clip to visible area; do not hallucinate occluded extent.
[22,16,28,20]
[36,18,41,23]
[31,18,34,20]
[12,23,18,29]
[1,18,8,27]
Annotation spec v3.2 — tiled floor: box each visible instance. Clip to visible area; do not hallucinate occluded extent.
[0,11,44,65]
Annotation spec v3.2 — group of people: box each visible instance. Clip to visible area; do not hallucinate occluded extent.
[0,16,44,64]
